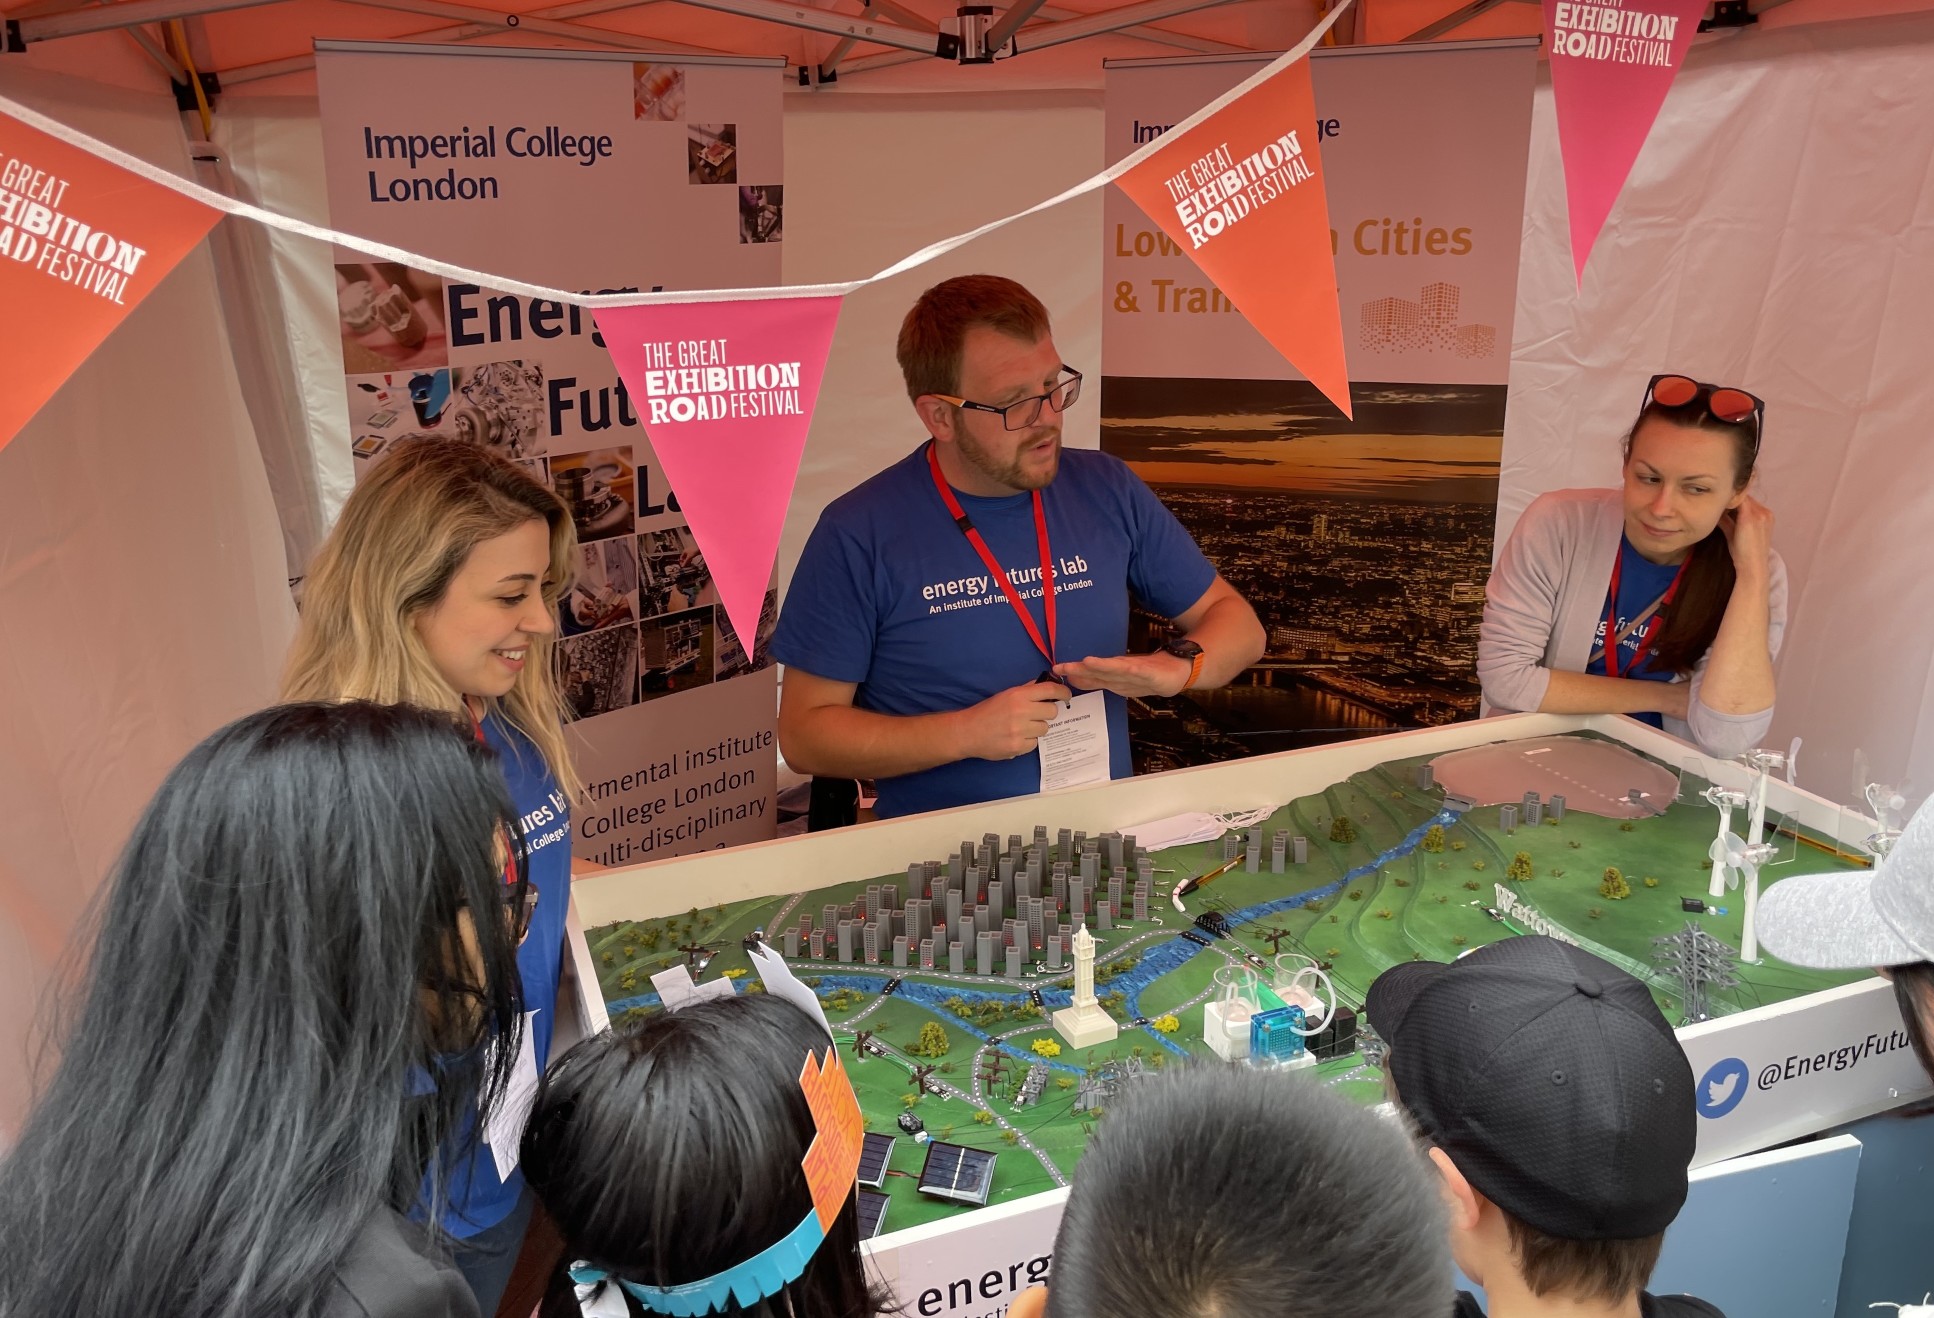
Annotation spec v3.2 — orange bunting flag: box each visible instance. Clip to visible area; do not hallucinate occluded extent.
[0,111,221,455]
[1113,57,1352,418]
[797,1045,865,1232]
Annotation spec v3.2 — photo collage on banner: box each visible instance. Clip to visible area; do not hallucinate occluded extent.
[1102,42,1537,770]
[316,44,787,864]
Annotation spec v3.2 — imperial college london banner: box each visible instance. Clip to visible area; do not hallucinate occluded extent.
[1101,40,1538,771]
[317,43,788,864]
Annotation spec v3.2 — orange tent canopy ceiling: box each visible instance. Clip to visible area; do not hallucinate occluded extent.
[1,0,1919,97]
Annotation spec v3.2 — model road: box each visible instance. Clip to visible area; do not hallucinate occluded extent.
[835,1022,1068,1187]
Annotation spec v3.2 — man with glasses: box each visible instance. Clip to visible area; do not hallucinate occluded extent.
[773,275,1264,819]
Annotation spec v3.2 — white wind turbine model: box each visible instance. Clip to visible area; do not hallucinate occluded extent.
[1854,749,1910,861]
[1703,784,1750,900]
[1713,741,1799,963]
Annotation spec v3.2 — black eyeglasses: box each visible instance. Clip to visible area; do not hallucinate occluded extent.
[1645,374,1764,450]
[933,367,1082,432]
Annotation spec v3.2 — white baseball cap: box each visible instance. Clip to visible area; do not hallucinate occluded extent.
[1757,796,1934,969]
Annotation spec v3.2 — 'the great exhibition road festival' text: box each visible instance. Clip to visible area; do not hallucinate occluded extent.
[0,153,147,305]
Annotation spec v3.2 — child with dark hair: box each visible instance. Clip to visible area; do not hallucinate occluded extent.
[1366,936,1722,1318]
[0,702,531,1318]
[522,992,889,1318]
[1007,1064,1451,1318]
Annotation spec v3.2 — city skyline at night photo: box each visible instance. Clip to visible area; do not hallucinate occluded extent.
[1102,376,1507,773]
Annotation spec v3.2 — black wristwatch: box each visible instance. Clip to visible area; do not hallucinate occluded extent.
[1159,638,1204,691]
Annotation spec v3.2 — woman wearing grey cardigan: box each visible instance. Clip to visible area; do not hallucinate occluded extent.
[1478,375,1785,762]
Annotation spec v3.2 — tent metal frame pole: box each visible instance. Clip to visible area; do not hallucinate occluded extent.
[393,0,670,50]
[980,0,1047,52]
[816,0,932,78]
[1399,0,1526,43]
[126,21,187,79]
[836,0,1256,56]
[839,0,1245,71]
[1011,0,1239,53]
[1027,0,1255,54]
[333,0,732,50]
[863,0,935,28]
[217,0,721,85]
[18,0,291,44]
[657,0,939,54]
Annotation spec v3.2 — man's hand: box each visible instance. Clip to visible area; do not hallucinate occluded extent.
[957,680,1072,761]
[1052,652,1192,699]
[1720,496,1774,580]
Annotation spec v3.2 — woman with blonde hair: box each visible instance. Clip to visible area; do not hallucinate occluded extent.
[285,436,581,1313]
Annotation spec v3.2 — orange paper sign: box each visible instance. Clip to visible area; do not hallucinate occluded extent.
[797,1045,864,1232]
[0,112,221,455]
[1113,58,1351,418]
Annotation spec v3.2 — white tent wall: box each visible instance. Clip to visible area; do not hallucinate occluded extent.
[1500,9,1934,816]
[0,66,297,1136]
[205,102,354,579]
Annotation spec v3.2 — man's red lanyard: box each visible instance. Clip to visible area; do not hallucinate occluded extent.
[927,441,1056,668]
[469,704,523,890]
[1602,551,1690,678]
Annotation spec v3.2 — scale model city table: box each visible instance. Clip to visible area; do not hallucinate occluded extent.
[564,713,1930,1254]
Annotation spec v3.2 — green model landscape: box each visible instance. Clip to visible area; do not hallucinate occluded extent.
[585,731,1871,1233]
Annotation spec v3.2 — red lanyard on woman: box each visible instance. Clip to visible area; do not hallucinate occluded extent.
[1603,551,1691,679]
[926,441,1057,668]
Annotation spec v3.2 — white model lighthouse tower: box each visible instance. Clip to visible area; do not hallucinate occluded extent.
[1052,923,1119,1050]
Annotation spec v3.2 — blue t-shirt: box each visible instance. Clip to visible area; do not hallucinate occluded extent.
[772,444,1216,818]
[1593,536,1683,730]
[429,713,572,1237]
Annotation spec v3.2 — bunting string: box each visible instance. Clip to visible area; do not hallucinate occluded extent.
[0,0,1350,308]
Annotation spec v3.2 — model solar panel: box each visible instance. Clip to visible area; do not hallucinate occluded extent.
[857,1132,895,1189]
[917,1141,996,1206]
[856,1189,891,1240]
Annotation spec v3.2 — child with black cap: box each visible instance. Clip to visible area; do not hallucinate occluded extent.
[1366,935,1722,1318]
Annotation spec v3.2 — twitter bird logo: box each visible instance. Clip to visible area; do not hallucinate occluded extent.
[1697,1058,1750,1119]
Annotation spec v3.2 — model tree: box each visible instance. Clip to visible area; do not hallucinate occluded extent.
[910,1022,950,1058]
[1600,867,1632,901]
[1422,824,1446,853]
[1032,1038,1063,1058]
[1505,851,1534,882]
[1330,814,1358,844]
[1152,1014,1180,1034]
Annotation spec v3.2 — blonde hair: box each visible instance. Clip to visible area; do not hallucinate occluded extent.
[283,438,584,802]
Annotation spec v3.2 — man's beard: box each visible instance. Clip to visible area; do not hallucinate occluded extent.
[957,427,1060,492]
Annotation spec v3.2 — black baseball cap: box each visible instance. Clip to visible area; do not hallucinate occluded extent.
[1365,936,1696,1240]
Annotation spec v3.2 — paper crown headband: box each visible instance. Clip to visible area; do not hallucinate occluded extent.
[571,944,863,1318]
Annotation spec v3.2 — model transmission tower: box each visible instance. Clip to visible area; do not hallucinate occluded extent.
[1651,923,1740,1024]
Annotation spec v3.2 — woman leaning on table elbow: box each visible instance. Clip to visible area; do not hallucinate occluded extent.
[1477,374,1786,761]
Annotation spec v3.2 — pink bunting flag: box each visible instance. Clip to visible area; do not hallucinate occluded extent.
[1544,0,1705,284]
[596,295,842,649]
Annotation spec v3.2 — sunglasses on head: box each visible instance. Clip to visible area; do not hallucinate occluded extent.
[1645,374,1764,448]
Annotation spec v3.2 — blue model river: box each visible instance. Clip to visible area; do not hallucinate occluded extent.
[606,808,1457,1064]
